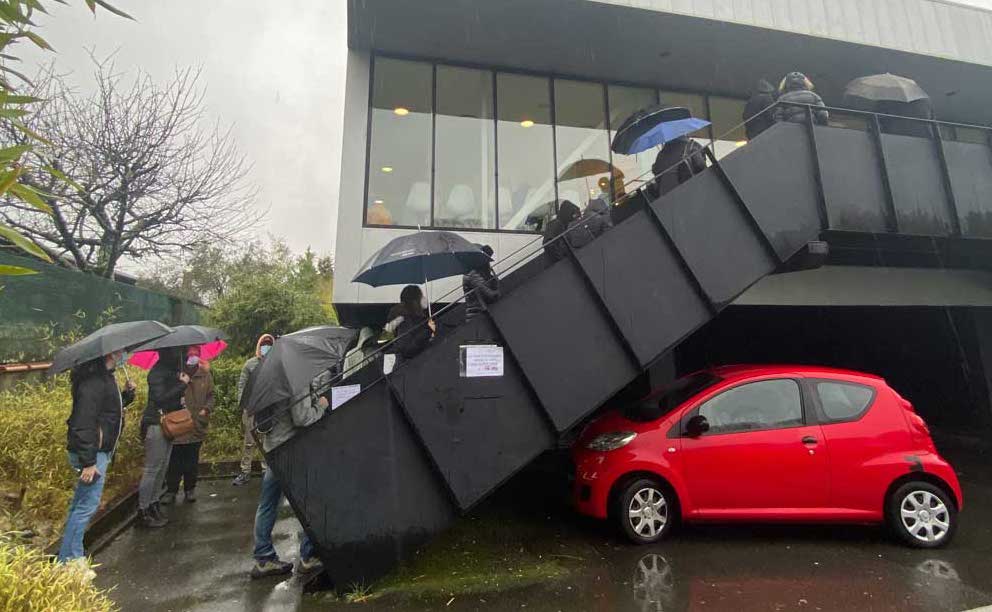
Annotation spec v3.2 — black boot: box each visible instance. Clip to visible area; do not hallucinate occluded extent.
[138,508,167,529]
[150,502,169,524]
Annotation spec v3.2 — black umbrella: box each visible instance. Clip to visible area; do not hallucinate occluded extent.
[844,73,929,106]
[352,231,490,316]
[130,325,227,352]
[241,326,359,416]
[50,320,173,374]
[611,105,709,155]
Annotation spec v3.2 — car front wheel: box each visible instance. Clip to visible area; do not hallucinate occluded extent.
[617,478,675,545]
[886,481,957,548]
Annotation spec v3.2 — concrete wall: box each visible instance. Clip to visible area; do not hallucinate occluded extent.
[590,0,992,67]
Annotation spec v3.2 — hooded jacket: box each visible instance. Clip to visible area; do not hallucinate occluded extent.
[237,333,275,407]
[647,137,706,199]
[774,72,829,125]
[743,79,777,140]
[262,369,331,453]
[542,201,581,262]
[462,267,500,321]
[566,198,613,249]
[142,348,188,428]
[66,363,135,467]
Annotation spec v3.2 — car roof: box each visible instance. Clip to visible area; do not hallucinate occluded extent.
[706,364,884,384]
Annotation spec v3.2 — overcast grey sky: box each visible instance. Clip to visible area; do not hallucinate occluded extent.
[22,1,348,260]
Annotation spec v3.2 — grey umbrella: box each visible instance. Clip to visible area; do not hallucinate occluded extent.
[844,73,929,105]
[241,326,360,416]
[50,320,173,374]
[352,230,491,316]
[130,324,227,351]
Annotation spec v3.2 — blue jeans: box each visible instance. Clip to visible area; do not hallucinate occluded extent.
[252,467,313,561]
[57,451,110,562]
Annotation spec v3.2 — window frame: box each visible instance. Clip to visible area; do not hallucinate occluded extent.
[679,377,808,437]
[362,52,735,235]
[805,378,877,425]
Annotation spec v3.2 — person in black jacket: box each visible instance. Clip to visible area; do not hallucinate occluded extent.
[542,200,580,262]
[647,136,706,199]
[57,350,135,568]
[743,79,777,140]
[136,347,189,528]
[386,285,435,362]
[463,244,500,322]
[773,72,829,125]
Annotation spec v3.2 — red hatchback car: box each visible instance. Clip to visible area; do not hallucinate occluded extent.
[573,365,963,548]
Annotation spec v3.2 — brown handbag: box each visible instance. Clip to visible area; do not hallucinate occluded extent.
[160,408,196,440]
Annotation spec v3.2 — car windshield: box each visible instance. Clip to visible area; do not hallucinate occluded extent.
[623,372,723,422]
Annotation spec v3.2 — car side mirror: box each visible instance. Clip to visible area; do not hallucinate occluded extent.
[686,415,710,437]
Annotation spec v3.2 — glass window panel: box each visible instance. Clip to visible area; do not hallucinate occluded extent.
[816,382,874,422]
[708,96,747,143]
[608,85,657,195]
[434,66,496,230]
[554,79,612,211]
[366,58,432,227]
[497,73,555,231]
[954,126,988,144]
[698,379,804,435]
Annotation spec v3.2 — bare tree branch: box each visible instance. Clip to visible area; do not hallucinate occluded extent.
[0,57,264,276]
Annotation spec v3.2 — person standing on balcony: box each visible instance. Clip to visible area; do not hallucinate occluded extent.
[161,345,214,505]
[57,351,135,577]
[773,72,829,126]
[233,333,274,486]
[743,79,778,140]
[463,244,500,322]
[138,347,188,528]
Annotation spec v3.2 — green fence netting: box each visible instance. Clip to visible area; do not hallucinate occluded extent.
[0,252,204,363]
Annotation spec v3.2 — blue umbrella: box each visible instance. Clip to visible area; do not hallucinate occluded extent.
[612,105,711,155]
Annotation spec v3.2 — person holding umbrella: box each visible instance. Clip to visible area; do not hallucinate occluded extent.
[51,320,171,576]
[647,135,706,200]
[137,347,189,528]
[57,350,136,573]
[161,345,215,505]
[387,285,436,361]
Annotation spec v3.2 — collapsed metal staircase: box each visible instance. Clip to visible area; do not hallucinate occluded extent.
[266,113,992,588]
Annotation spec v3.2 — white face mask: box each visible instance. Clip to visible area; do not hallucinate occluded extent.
[186,355,200,367]
[260,344,271,357]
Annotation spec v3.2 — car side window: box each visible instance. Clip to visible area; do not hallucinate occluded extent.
[815,381,874,423]
[696,379,803,435]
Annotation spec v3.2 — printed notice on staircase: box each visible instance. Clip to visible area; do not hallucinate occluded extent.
[460,345,504,378]
[331,384,361,410]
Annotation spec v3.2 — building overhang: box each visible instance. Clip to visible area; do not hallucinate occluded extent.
[348,0,992,124]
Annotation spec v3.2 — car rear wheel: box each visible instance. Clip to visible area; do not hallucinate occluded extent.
[617,478,675,545]
[886,482,957,548]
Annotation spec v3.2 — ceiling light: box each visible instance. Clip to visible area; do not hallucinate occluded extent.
[520,119,535,128]
[373,199,384,205]
[735,140,747,147]
[394,107,410,116]
[381,166,393,173]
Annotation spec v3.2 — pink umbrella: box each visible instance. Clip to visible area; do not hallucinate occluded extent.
[128,339,229,370]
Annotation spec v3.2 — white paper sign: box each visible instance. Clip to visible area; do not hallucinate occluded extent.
[330,384,361,411]
[383,353,396,375]
[463,345,504,378]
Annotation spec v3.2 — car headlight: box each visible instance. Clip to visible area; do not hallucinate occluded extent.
[585,431,637,452]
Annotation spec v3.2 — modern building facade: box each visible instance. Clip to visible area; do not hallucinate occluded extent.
[332,0,992,428]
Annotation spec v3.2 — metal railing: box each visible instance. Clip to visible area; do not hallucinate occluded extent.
[255,100,992,428]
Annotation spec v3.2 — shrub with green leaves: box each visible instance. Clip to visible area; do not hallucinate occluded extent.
[0,539,116,611]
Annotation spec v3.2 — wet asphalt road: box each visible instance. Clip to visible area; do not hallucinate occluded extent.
[95,451,992,612]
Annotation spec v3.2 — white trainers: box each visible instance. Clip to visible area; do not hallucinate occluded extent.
[64,557,97,583]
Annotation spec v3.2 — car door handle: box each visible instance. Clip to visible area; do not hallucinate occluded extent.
[801,436,817,445]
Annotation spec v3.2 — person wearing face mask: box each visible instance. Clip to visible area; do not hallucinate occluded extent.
[161,346,214,504]
[58,350,135,575]
[137,346,189,528]
[233,333,274,486]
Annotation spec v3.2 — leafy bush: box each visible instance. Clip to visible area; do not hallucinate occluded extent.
[0,539,116,612]
[0,360,245,544]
